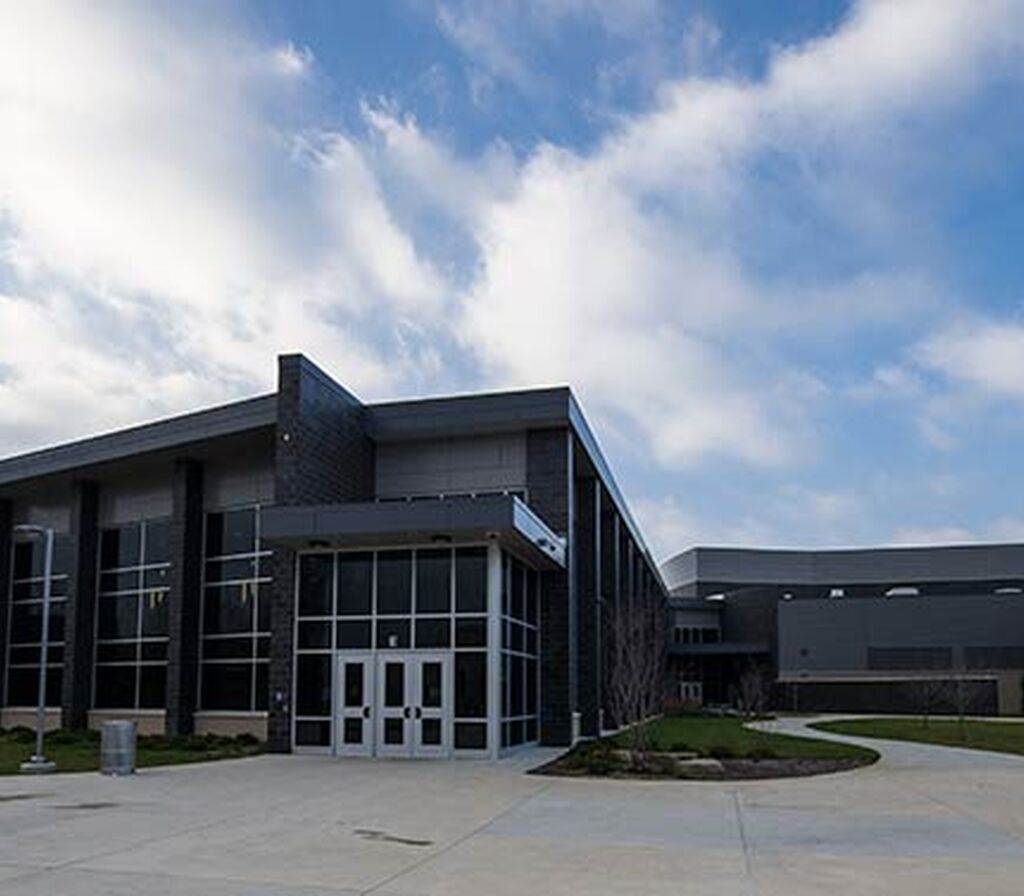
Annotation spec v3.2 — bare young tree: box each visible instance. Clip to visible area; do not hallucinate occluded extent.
[904,676,951,727]
[736,660,771,720]
[606,593,668,768]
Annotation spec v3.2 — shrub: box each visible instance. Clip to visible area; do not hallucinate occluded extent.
[46,728,93,746]
[234,733,261,747]
[6,726,36,744]
[562,740,623,776]
[746,746,777,761]
[667,741,693,753]
[707,744,736,760]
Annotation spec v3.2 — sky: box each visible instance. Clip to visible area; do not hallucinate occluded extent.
[2,0,1024,561]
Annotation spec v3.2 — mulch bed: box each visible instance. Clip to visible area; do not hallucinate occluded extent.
[533,754,876,781]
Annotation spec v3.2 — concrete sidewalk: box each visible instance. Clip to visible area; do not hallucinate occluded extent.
[1,724,1023,895]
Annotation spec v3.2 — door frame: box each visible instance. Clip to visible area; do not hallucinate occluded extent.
[334,652,375,758]
[367,651,454,759]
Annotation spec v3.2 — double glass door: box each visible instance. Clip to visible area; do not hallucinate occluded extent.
[335,652,451,758]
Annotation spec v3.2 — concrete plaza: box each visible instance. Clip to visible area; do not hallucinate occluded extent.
[0,718,1022,895]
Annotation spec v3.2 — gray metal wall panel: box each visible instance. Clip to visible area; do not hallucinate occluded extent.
[98,473,173,525]
[0,395,276,486]
[664,544,1024,591]
[204,455,275,511]
[374,433,526,499]
[779,594,1024,674]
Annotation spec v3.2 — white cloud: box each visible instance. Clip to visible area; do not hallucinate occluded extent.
[271,42,314,77]
[890,517,1024,547]
[435,0,666,95]
[0,2,450,453]
[915,318,1024,402]
[2,0,1023,497]
[635,484,864,561]
[441,0,1024,467]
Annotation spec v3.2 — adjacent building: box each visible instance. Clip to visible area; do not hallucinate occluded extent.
[662,545,1024,715]
[0,354,664,757]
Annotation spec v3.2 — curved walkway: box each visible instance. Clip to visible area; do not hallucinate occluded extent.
[1,721,1024,895]
[753,713,1024,770]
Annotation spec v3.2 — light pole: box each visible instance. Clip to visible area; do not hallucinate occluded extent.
[13,524,57,774]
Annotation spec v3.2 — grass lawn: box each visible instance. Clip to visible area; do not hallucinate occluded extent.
[812,717,1024,757]
[615,715,876,761]
[0,728,264,775]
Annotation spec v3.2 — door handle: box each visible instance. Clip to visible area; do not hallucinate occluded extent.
[362,706,370,719]
[403,706,411,719]
[414,707,422,719]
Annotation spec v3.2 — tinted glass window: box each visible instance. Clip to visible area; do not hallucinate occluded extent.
[376,551,412,614]
[336,620,372,649]
[101,525,141,569]
[205,509,256,557]
[455,547,487,613]
[454,721,487,750]
[337,552,372,615]
[95,665,137,708]
[455,617,487,647]
[376,618,410,649]
[297,555,333,616]
[295,719,330,746]
[414,617,450,648]
[144,519,171,564]
[201,663,253,711]
[203,584,254,634]
[97,595,139,640]
[415,549,451,614]
[298,621,331,649]
[139,665,167,708]
[455,651,486,719]
[295,654,331,715]
[140,591,169,637]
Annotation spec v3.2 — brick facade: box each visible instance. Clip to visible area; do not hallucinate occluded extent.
[165,459,204,736]
[268,355,376,753]
[0,499,11,705]
[62,480,99,729]
[575,476,601,736]
[527,427,575,746]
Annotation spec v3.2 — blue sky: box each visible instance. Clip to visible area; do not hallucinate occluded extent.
[1,1,1024,560]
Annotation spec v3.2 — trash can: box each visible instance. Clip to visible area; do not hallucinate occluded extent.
[100,720,137,776]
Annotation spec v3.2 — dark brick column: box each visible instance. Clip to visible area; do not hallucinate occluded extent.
[0,499,12,706]
[527,427,575,746]
[601,510,621,729]
[267,549,296,752]
[575,476,601,737]
[62,481,99,729]
[268,354,376,753]
[165,459,204,736]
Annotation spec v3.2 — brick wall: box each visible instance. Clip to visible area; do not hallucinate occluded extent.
[0,499,11,704]
[268,354,376,753]
[575,476,601,736]
[527,427,575,746]
[62,481,99,729]
[165,459,204,736]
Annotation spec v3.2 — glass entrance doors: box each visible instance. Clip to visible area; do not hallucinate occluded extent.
[335,653,374,757]
[376,653,452,758]
[335,652,452,758]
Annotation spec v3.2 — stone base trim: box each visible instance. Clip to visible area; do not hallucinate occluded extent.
[1,707,63,731]
[88,709,166,736]
[194,712,268,740]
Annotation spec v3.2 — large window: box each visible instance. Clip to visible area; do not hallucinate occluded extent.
[5,534,71,707]
[94,519,170,709]
[294,546,490,749]
[501,553,539,747]
[199,508,271,712]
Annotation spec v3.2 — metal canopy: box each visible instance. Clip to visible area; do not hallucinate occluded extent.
[261,494,566,570]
